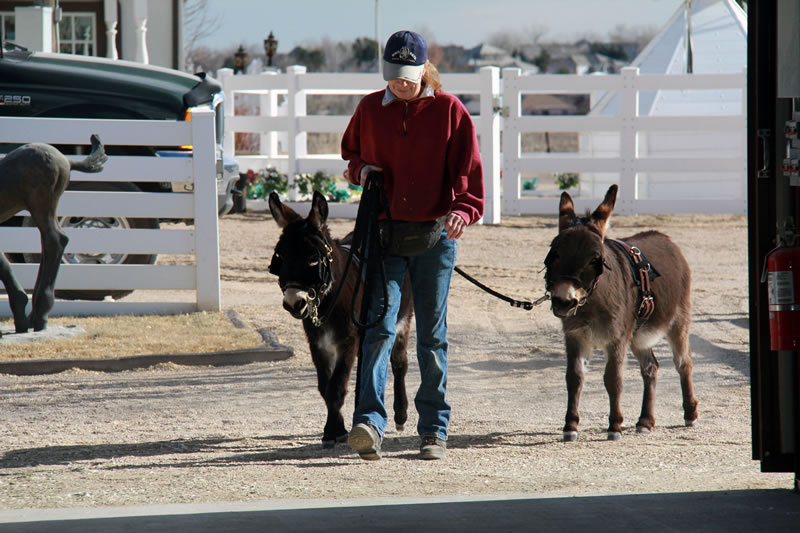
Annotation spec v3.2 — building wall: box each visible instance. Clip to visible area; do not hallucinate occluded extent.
[1,0,181,70]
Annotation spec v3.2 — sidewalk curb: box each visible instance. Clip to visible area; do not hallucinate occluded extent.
[0,346,293,376]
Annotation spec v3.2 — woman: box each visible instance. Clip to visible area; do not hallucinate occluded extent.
[342,30,484,461]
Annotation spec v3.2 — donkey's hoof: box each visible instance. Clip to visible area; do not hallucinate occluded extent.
[322,432,348,449]
[395,423,405,432]
[684,418,697,427]
[607,431,622,441]
[562,431,578,442]
[635,426,651,435]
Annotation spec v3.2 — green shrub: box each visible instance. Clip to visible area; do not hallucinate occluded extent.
[244,168,288,199]
[244,168,354,202]
[555,172,579,190]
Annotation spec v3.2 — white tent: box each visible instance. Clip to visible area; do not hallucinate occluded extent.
[579,0,747,201]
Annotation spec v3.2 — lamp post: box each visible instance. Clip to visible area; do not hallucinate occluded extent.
[233,45,248,74]
[264,31,278,67]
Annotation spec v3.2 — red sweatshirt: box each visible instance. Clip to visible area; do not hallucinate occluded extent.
[341,87,485,225]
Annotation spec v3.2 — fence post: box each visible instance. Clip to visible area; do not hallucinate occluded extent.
[502,67,522,216]
[287,65,307,201]
[619,66,639,215]
[480,66,501,224]
[260,70,280,164]
[189,108,221,311]
[217,68,235,158]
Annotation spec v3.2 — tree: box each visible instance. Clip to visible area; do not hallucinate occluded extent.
[489,24,547,51]
[608,24,657,48]
[321,38,349,72]
[352,37,378,66]
[290,46,325,72]
[184,0,222,72]
[533,48,551,73]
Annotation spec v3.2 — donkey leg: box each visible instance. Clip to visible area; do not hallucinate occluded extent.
[0,253,30,333]
[631,346,659,434]
[667,319,698,426]
[563,335,589,441]
[313,343,355,448]
[389,313,411,432]
[310,350,339,447]
[603,342,626,440]
[30,216,69,331]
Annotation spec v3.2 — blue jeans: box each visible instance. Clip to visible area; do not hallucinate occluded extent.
[353,231,457,442]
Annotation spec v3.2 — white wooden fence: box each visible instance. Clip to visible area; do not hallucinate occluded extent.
[220,65,746,219]
[219,66,503,222]
[0,109,221,317]
[502,67,747,216]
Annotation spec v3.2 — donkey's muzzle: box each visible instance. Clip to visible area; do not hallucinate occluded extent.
[551,295,579,318]
[282,287,310,320]
[550,281,585,318]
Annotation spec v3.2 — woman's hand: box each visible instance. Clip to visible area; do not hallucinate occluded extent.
[444,212,467,240]
[359,164,383,186]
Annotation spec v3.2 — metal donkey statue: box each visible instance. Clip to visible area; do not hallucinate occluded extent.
[0,134,107,335]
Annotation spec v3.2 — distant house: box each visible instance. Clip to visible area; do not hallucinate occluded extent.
[0,0,185,70]
[548,53,592,75]
[521,94,578,115]
[465,42,538,72]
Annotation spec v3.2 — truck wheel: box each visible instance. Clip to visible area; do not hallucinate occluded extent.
[21,181,160,301]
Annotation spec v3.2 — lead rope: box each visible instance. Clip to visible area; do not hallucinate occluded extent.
[349,171,390,329]
[314,172,390,329]
[350,171,392,409]
[453,266,549,310]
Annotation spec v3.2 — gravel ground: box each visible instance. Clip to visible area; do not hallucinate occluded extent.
[0,209,792,510]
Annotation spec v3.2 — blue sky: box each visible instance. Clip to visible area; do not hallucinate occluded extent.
[194,0,686,51]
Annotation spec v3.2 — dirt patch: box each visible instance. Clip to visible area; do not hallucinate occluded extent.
[0,210,792,510]
[0,313,265,361]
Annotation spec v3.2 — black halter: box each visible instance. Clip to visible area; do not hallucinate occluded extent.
[269,226,335,327]
[543,238,611,308]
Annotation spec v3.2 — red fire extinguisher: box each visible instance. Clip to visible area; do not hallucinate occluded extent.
[767,246,800,350]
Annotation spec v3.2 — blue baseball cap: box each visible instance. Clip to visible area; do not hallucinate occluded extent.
[383,30,427,83]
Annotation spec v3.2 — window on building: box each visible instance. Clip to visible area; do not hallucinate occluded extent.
[59,13,96,55]
[0,12,15,42]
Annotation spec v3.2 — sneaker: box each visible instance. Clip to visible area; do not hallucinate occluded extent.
[419,436,447,460]
[348,423,381,461]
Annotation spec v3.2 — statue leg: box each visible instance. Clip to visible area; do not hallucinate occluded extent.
[0,252,30,333]
[30,214,68,331]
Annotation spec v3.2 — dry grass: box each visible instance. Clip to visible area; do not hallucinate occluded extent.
[0,312,266,362]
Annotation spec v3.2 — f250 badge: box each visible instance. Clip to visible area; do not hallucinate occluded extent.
[0,95,32,106]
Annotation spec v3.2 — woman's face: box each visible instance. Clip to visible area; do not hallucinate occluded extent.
[388,78,422,101]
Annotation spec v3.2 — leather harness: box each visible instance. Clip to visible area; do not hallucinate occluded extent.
[607,239,660,323]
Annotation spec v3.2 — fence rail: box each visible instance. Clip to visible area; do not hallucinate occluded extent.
[220,65,746,220]
[0,110,221,318]
[502,67,747,216]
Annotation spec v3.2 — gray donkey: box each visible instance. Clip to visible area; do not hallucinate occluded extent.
[543,185,698,441]
[0,135,107,334]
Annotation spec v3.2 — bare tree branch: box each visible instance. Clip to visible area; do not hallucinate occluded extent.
[184,0,223,69]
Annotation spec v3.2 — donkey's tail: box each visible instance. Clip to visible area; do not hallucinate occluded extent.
[70,134,108,173]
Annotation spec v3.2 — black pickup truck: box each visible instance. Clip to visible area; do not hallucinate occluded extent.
[0,44,239,300]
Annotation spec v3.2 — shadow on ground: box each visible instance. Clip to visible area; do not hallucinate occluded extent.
[0,432,517,470]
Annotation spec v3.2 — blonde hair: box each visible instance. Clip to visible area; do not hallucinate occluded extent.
[422,60,442,91]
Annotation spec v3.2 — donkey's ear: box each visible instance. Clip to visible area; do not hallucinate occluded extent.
[588,185,618,239]
[308,190,329,228]
[268,192,300,228]
[558,191,577,232]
